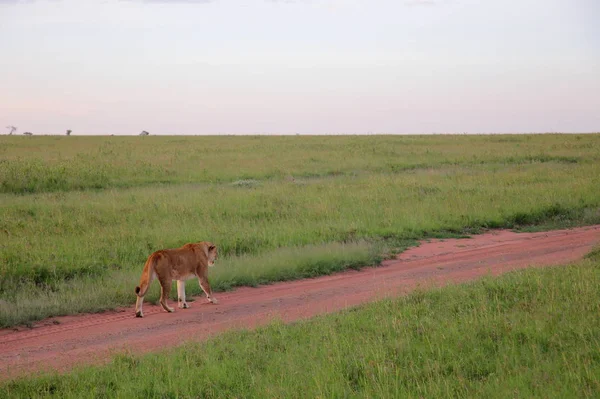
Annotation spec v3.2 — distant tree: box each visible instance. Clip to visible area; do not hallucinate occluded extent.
[6,125,17,135]
[66,130,72,136]
[139,130,149,136]
[23,132,33,136]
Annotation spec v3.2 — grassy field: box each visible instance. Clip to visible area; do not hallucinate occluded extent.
[2,251,599,398]
[1,134,592,194]
[0,134,599,327]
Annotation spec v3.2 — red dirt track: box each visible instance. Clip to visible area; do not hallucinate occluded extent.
[1,225,598,379]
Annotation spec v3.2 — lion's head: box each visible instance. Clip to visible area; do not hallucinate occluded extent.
[206,243,218,267]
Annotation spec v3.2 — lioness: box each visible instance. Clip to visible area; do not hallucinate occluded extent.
[134,241,219,318]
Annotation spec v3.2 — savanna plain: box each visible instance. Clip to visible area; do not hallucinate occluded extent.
[1,134,599,397]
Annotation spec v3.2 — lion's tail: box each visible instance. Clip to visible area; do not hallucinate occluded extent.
[135,252,160,297]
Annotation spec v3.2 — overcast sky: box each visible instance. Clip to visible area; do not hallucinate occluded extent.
[0,0,598,135]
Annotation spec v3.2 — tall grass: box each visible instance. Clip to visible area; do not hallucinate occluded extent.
[1,163,598,285]
[0,134,599,327]
[3,256,599,397]
[1,134,598,194]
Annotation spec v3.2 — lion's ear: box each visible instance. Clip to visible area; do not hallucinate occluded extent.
[208,245,216,251]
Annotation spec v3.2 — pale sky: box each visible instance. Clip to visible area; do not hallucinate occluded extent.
[0,0,598,135]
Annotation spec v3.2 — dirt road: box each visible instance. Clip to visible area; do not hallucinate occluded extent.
[1,225,598,379]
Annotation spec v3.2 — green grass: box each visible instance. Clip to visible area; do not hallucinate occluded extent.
[0,134,599,327]
[3,255,599,398]
[1,134,598,194]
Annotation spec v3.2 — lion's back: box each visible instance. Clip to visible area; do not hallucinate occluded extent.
[154,245,200,278]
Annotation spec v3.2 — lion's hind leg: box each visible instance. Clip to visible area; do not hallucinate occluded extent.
[159,276,175,313]
[135,266,156,318]
[135,296,145,318]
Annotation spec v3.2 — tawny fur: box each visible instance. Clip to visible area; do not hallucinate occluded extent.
[134,241,218,318]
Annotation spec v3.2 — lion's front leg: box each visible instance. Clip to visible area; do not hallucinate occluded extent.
[198,276,218,304]
[177,280,189,309]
